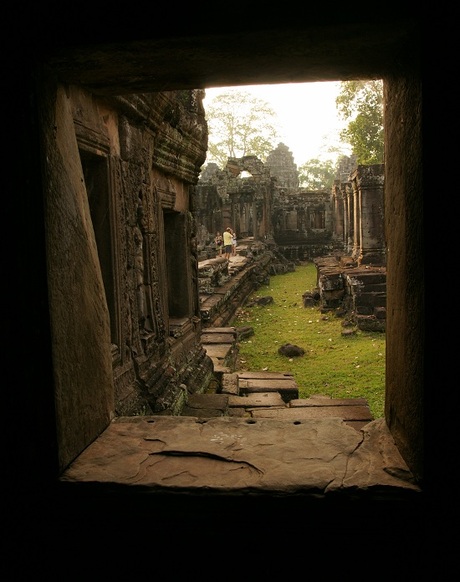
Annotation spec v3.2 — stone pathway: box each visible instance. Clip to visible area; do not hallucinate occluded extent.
[186,327,374,431]
[182,376,374,431]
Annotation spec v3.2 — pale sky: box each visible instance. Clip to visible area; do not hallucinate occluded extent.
[203,81,352,167]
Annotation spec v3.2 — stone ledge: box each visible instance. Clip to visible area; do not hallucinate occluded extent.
[60,416,420,498]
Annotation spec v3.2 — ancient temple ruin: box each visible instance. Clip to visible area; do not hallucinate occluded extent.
[195,143,385,265]
[8,13,436,569]
[194,142,386,331]
[194,154,277,255]
[36,74,390,473]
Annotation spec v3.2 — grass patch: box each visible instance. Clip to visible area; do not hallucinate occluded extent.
[230,262,385,418]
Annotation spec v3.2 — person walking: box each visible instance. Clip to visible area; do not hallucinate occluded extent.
[223,227,233,260]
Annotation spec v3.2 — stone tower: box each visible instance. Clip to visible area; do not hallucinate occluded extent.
[265,143,299,190]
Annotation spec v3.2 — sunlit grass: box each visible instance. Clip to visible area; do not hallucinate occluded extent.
[230,262,385,418]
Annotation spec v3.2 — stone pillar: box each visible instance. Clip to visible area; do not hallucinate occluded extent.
[342,185,350,253]
[343,183,353,253]
[351,179,361,260]
[331,184,344,244]
[351,165,386,266]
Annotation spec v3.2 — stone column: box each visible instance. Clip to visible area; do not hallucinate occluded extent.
[344,183,354,256]
[331,184,342,244]
[351,177,361,260]
[351,165,386,266]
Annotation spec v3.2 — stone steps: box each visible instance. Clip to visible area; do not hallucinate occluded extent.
[182,369,373,430]
[248,395,374,431]
[236,371,298,403]
[200,327,238,376]
[192,327,374,429]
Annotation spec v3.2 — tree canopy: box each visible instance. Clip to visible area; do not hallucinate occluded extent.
[204,90,280,168]
[297,158,336,190]
[336,80,384,165]
[203,81,383,181]
[298,80,383,185]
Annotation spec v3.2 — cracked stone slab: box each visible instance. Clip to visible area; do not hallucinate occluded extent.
[60,416,420,497]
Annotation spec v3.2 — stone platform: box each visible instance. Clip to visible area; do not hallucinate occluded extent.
[59,414,419,499]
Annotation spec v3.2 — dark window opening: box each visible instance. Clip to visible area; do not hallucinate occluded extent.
[309,208,325,229]
[164,211,191,321]
[81,150,121,356]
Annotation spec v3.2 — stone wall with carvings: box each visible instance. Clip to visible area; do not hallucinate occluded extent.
[44,84,214,469]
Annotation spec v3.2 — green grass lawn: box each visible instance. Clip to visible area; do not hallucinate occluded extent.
[230,262,386,418]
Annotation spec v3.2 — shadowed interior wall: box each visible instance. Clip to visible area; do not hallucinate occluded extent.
[384,75,423,481]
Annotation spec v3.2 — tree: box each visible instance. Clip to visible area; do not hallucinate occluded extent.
[298,158,336,190]
[336,80,384,165]
[204,90,280,168]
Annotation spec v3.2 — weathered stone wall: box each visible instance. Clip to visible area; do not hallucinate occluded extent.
[384,76,424,478]
[42,79,213,470]
[272,189,334,259]
[196,156,275,253]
